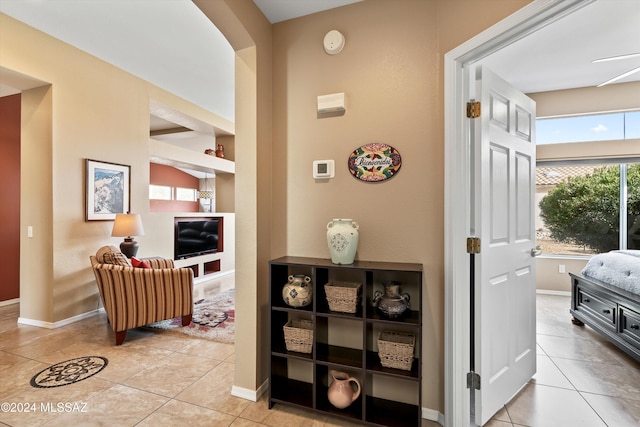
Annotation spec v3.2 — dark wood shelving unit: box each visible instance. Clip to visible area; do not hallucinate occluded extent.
[268,256,422,426]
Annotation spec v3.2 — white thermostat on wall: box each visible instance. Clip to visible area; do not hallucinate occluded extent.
[313,160,335,179]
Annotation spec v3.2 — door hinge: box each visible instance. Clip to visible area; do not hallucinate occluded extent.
[467,371,481,390]
[466,101,481,118]
[467,237,481,254]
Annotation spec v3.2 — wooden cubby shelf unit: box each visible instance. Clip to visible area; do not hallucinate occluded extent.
[268,256,423,427]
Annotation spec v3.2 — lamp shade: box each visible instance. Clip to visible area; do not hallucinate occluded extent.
[111,213,144,237]
[197,190,214,199]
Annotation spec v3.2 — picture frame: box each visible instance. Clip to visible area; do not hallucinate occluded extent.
[85,159,131,221]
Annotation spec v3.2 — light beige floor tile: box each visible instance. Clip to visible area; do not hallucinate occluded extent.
[0,350,32,373]
[260,403,328,427]
[176,361,251,416]
[232,418,269,427]
[552,357,640,399]
[0,324,65,351]
[39,384,169,426]
[529,354,574,389]
[491,406,511,422]
[0,377,114,427]
[122,352,220,397]
[238,394,271,423]
[506,383,606,427]
[93,345,174,383]
[31,340,115,365]
[7,328,86,360]
[0,358,51,400]
[536,333,621,364]
[141,331,235,360]
[581,392,640,427]
[137,399,236,427]
[483,420,513,427]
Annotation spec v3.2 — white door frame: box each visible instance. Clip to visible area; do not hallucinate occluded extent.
[443,1,595,426]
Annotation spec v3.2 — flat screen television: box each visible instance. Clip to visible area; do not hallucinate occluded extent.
[174,217,224,260]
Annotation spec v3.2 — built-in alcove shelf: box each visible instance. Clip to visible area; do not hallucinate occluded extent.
[149,139,235,175]
[175,254,223,283]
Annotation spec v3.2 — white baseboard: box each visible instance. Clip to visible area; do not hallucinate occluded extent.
[193,268,236,285]
[18,309,100,329]
[536,289,571,296]
[422,407,444,425]
[231,379,268,402]
[0,298,19,307]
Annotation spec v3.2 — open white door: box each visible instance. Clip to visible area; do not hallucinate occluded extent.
[471,66,537,425]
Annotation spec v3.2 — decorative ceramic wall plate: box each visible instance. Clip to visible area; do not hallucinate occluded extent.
[348,143,402,182]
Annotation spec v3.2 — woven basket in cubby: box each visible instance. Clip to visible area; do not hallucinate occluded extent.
[324,281,362,313]
[377,330,415,371]
[283,319,313,353]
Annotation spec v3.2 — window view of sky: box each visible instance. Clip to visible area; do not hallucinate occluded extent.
[537,111,640,145]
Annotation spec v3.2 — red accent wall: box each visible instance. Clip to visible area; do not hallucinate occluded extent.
[0,94,21,302]
[149,163,199,213]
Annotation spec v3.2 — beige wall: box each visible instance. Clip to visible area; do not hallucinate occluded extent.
[270,0,530,415]
[0,13,233,323]
[3,0,537,417]
[531,81,640,293]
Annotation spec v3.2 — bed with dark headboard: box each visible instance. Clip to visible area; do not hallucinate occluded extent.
[570,250,640,362]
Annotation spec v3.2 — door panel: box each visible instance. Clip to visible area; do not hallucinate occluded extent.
[474,66,537,425]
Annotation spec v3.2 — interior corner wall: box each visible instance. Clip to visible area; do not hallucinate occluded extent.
[20,84,54,322]
[0,93,21,302]
[1,13,230,323]
[193,0,274,395]
[271,0,532,416]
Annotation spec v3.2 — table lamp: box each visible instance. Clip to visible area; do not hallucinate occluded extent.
[111,213,145,258]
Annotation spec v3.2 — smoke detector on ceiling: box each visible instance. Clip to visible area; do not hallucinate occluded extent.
[324,30,345,55]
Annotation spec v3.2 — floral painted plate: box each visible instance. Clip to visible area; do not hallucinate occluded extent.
[348,143,402,182]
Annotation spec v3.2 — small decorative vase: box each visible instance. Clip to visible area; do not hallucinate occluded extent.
[327,370,361,409]
[372,281,410,318]
[282,275,313,307]
[215,143,225,158]
[326,219,359,265]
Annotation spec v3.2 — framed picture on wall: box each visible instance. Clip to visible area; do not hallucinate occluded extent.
[85,159,131,221]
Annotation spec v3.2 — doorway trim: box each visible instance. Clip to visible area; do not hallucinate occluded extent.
[443,1,595,426]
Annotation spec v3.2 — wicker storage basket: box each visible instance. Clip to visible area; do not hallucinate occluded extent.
[377,331,415,371]
[283,319,313,353]
[324,281,362,313]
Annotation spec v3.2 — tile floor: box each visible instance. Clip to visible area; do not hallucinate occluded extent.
[1,281,639,426]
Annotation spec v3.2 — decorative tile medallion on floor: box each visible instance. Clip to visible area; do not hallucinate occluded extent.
[30,356,108,388]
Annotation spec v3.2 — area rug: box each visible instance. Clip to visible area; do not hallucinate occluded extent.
[148,289,234,344]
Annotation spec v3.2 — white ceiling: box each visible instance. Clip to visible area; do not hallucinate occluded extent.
[0,0,638,118]
[252,0,362,23]
[481,0,640,93]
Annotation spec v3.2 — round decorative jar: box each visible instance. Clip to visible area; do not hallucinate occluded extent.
[372,281,410,318]
[327,370,361,409]
[282,275,313,307]
[326,219,359,265]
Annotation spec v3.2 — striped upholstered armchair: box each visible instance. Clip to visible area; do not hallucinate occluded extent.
[90,246,194,345]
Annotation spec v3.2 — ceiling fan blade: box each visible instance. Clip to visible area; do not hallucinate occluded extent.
[593,53,640,63]
[597,65,640,87]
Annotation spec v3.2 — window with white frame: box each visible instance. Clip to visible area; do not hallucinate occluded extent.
[149,185,173,200]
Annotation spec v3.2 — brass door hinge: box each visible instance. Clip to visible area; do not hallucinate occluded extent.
[466,101,481,119]
[467,237,481,254]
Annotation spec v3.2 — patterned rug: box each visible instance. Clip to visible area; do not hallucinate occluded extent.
[148,288,234,344]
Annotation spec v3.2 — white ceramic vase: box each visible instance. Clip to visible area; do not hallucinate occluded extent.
[326,219,359,265]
